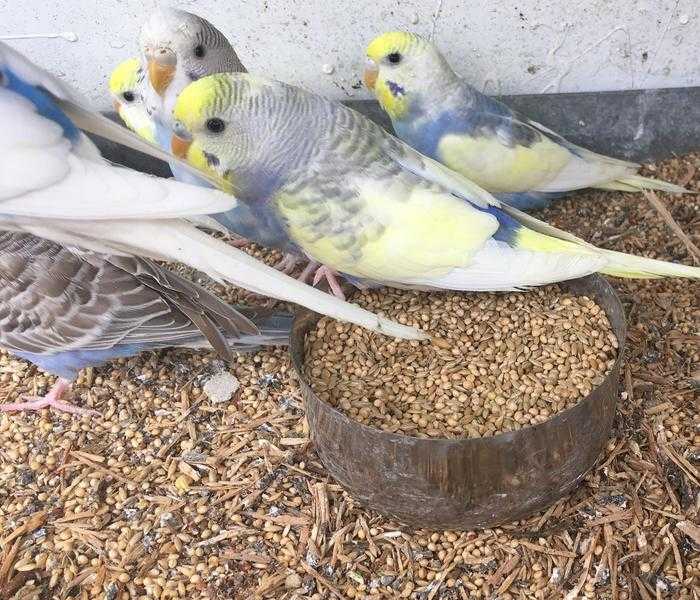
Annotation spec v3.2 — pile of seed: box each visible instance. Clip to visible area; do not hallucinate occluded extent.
[305,285,618,438]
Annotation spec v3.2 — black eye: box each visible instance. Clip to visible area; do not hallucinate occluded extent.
[122,91,135,102]
[387,52,402,64]
[194,45,206,58]
[206,118,225,134]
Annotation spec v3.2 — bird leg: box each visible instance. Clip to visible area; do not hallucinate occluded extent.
[312,265,346,300]
[273,253,299,275]
[297,260,320,284]
[0,378,98,416]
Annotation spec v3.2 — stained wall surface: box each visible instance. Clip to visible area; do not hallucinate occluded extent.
[1,0,697,109]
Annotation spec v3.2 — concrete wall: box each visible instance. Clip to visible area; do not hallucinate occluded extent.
[2,0,698,109]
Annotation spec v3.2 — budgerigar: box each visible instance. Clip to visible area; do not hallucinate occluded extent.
[170,73,700,293]
[0,40,423,362]
[0,232,292,415]
[135,8,305,265]
[363,32,688,210]
[108,57,156,144]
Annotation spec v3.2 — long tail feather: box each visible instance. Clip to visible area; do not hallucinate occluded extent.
[235,308,294,346]
[597,175,690,194]
[499,204,700,280]
[597,249,700,279]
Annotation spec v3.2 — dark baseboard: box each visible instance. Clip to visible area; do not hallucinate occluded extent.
[94,86,700,174]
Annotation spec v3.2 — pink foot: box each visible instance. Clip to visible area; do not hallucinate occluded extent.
[273,253,299,275]
[297,260,320,284]
[229,236,250,248]
[0,378,98,416]
[312,265,346,299]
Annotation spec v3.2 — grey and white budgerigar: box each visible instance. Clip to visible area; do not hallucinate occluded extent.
[0,233,291,415]
[363,32,689,211]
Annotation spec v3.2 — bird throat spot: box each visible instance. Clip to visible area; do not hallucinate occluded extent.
[204,151,220,167]
[387,80,405,97]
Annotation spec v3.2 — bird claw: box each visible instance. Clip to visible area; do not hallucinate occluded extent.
[0,379,98,417]
[273,254,299,275]
[297,260,320,284]
[229,236,250,248]
[312,266,346,300]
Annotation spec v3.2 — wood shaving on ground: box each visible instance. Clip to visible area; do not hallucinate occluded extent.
[0,153,698,599]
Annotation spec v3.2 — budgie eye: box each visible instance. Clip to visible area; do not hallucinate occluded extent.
[122,91,135,103]
[387,52,402,64]
[205,118,225,134]
[194,45,206,58]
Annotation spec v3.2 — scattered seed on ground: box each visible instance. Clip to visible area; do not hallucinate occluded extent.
[0,153,698,599]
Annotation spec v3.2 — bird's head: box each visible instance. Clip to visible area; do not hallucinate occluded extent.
[108,57,145,112]
[140,8,245,99]
[171,73,272,193]
[364,31,455,120]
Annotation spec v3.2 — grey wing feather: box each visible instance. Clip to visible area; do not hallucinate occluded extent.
[0,232,267,361]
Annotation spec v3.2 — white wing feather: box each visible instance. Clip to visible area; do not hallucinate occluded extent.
[0,42,425,340]
[392,239,608,291]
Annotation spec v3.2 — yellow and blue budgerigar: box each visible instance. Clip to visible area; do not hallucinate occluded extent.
[363,32,689,210]
[171,73,700,293]
[108,57,156,144]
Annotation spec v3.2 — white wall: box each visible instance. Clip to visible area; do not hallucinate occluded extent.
[2,0,698,110]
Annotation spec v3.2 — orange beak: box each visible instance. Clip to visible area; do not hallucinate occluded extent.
[363,59,378,90]
[171,134,192,159]
[148,58,175,96]
[113,99,122,112]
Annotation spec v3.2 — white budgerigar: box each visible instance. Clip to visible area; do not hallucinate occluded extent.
[0,41,424,341]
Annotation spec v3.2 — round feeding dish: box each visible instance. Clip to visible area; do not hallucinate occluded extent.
[290,275,626,530]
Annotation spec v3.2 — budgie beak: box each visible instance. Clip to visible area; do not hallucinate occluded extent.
[171,133,192,159]
[146,49,176,96]
[363,59,378,90]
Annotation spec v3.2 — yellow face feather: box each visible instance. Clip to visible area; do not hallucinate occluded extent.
[108,58,156,144]
[365,31,424,63]
[173,74,232,130]
[364,32,427,120]
[109,58,142,98]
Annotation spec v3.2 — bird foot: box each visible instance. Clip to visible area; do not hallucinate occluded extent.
[0,378,98,416]
[312,265,346,299]
[229,236,250,248]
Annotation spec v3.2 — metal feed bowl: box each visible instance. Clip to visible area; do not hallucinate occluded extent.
[290,275,626,530]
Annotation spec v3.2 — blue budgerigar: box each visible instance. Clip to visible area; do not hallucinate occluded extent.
[0,233,292,415]
[364,32,688,210]
[0,42,424,350]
